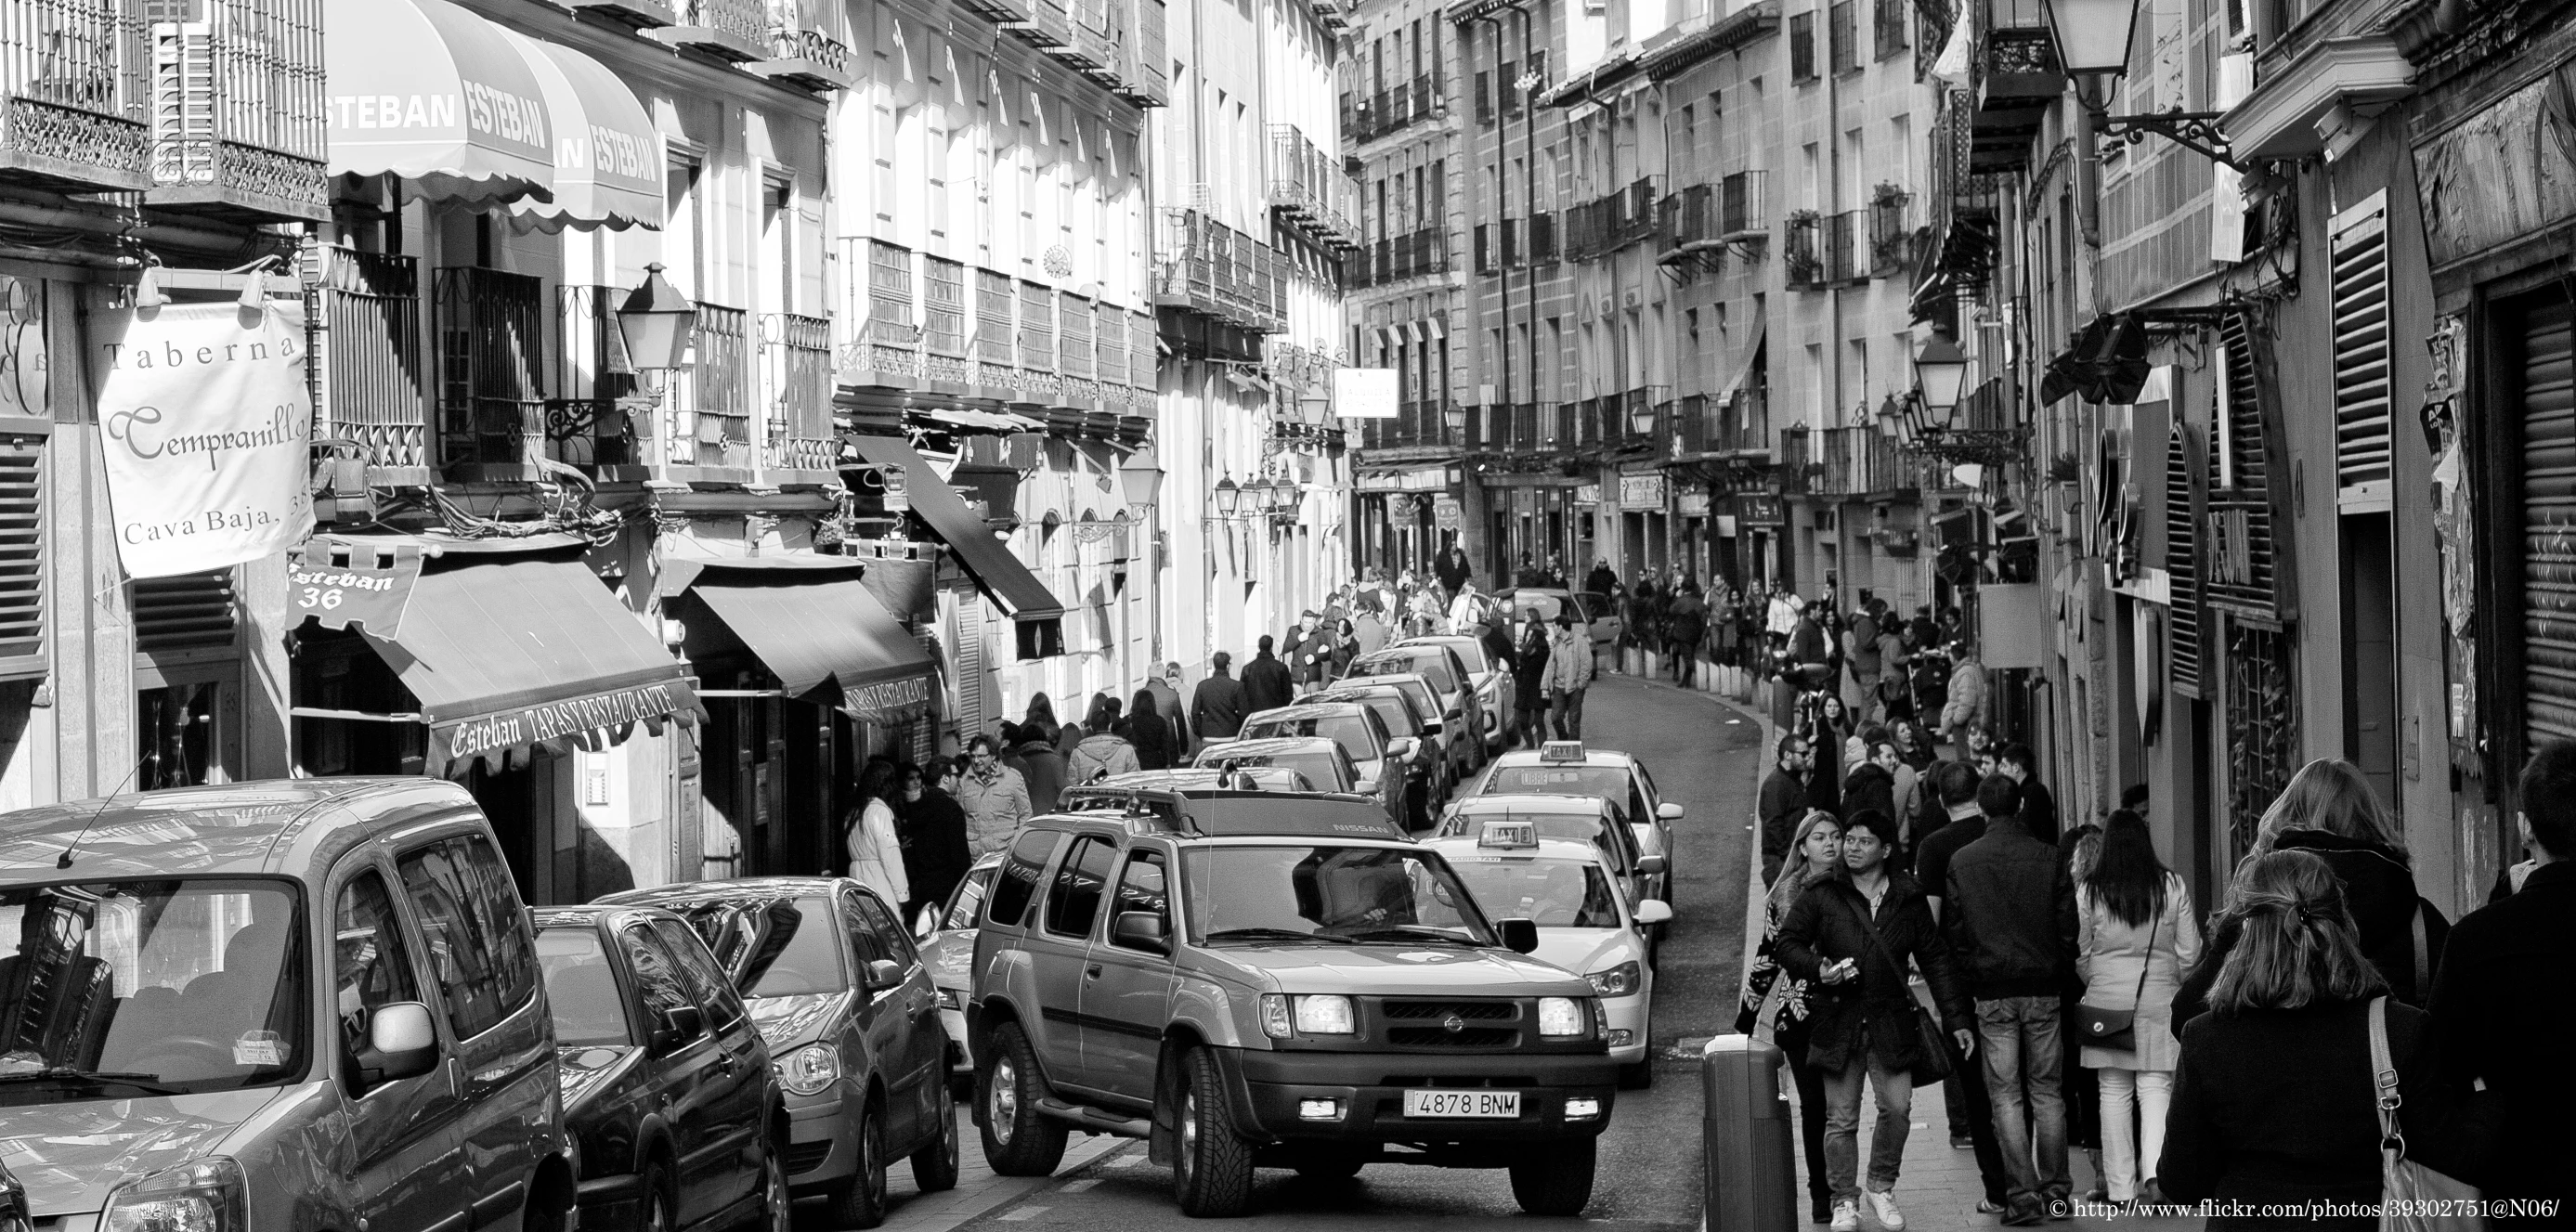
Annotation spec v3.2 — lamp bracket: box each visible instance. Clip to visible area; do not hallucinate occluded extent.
[1918,426,2034,468]
[2098,109,2252,173]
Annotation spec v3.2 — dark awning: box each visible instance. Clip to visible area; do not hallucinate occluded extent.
[846,435,1066,624]
[665,556,938,723]
[333,543,700,774]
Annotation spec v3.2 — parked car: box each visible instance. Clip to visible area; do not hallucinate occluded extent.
[1310,678,1457,804]
[0,779,579,1232]
[1192,734,1404,834]
[1312,671,1470,792]
[916,853,1005,1096]
[600,878,957,1228]
[1478,741,1685,938]
[534,904,791,1231]
[1235,701,1428,829]
[0,1157,25,1232]
[1351,641,1494,758]
[1422,831,1670,1088]
[1388,635,1511,754]
[967,797,1617,1217]
[1495,588,1621,655]
[1436,794,1666,910]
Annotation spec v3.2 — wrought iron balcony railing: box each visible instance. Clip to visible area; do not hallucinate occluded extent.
[660,0,767,60]
[755,0,853,89]
[1720,169,1766,238]
[435,266,547,471]
[1784,213,1826,287]
[321,248,427,474]
[666,303,751,469]
[1,0,150,191]
[145,0,329,222]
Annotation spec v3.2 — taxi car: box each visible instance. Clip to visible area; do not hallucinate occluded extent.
[1435,793,1666,911]
[1423,826,1670,1089]
[1236,701,1429,829]
[1478,741,1684,916]
[967,792,1617,1217]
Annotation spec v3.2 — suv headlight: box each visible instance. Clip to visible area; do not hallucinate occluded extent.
[775,1042,842,1096]
[1259,993,1356,1037]
[102,1157,247,1232]
[1587,960,1643,997]
[1537,996,1588,1037]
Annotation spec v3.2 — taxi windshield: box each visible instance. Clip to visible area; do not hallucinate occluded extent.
[1240,714,1378,763]
[0,878,307,1107]
[1181,846,1496,946]
[1486,765,1633,807]
[1447,857,1622,928]
[536,927,632,1047]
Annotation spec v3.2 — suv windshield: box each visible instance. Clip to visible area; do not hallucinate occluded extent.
[536,927,631,1047]
[1180,846,1496,946]
[671,897,846,998]
[0,878,306,1106]
[1445,857,1621,928]
[1241,714,1378,763]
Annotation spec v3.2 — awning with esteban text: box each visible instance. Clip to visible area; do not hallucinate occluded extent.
[324,0,555,206]
[290,533,700,776]
[660,555,940,725]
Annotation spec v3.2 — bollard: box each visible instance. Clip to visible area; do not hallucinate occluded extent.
[1702,1033,1797,1232]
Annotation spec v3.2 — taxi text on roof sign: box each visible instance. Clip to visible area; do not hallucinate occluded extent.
[1540,741,1587,763]
[1479,819,1539,849]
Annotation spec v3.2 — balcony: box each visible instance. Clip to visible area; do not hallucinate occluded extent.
[435,266,548,476]
[1825,210,1862,283]
[1156,206,1286,331]
[1922,88,2005,305]
[1784,213,1826,288]
[761,312,834,473]
[1136,0,1166,105]
[838,238,923,391]
[551,282,643,471]
[972,266,1017,392]
[320,249,429,481]
[657,0,767,61]
[1720,169,1767,240]
[1869,190,1912,277]
[144,1,329,222]
[1356,400,1463,452]
[1669,386,1771,458]
[1968,0,2061,171]
[1807,425,1915,498]
[663,304,753,472]
[1875,0,1908,59]
[1269,123,1360,249]
[1014,279,1059,405]
[1,0,150,192]
[753,0,853,90]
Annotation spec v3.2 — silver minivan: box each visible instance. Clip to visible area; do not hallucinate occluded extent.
[0,779,578,1232]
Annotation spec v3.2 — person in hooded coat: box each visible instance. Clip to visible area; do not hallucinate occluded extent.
[1068,697,1143,784]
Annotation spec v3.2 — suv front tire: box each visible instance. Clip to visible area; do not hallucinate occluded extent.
[980,1020,1069,1176]
[1170,1048,1254,1217]
[1507,1136,1598,1216]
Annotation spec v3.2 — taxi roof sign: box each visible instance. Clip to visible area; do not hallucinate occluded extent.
[1478,819,1540,849]
[1538,741,1586,763]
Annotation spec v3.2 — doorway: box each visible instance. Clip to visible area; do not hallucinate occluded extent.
[2340,512,2399,815]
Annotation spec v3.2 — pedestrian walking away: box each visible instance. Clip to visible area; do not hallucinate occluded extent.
[1546,611,1593,740]
[1190,651,1248,742]
[1776,809,1977,1232]
[1512,608,1552,748]
[1241,635,1295,714]
[2072,809,2200,1205]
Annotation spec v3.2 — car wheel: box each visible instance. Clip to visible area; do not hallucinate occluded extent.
[913,1066,963,1192]
[1170,1047,1255,1217]
[640,1160,676,1232]
[1507,1136,1598,1216]
[1619,1057,1655,1090]
[979,1020,1067,1176]
[758,1137,794,1232]
[827,1103,889,1229]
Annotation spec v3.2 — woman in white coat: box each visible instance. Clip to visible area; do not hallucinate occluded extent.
[2074,809,2202,1204]
[846,760,910,908]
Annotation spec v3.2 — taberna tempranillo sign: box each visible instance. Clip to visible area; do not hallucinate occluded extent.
[88,299,317,579]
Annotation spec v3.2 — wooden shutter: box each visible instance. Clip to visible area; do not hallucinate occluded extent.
[2520,294,2576,742]
[2207,310,2278,616]
[135,568,238,653]
[0,436,43,668]
[2166,419,2204,696]
[2330,190,2393,510]
[976,267,1015,366]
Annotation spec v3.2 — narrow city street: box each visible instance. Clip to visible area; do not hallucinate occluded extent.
[864,673,1765,1231]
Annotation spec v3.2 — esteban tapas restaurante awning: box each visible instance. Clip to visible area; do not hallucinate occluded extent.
[324,0,555,205]
[662,556,941,724]
[288,535,700,774]
[490,24,665,232]
[846,435,1067,658]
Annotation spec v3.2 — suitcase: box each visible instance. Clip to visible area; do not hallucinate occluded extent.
[1701,1033,1797,1232]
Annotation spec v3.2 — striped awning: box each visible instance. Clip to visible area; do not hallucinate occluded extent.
[493,26,664,232]
[324,0,554,205]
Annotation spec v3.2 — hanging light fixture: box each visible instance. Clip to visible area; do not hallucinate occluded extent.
[1213,473,1242,519]
[2040,0,2141,79]
[1627,397,1657,437]
[1118,447,1165,511]
[1442,402,1468,434]
[617,263,696,370]
[1913,332,1971,423]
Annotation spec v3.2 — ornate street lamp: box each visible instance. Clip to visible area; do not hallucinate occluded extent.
[1213,473,1242,519]
[1442,402,1467,434]
[1627,398,1656,437]
[1913,332,1970,421]
[2039,0,2139,78]
[1118,447,1164,511]
[616,263,696,370]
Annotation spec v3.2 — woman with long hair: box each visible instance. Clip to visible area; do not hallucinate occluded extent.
[2155,850,2452,1228]
[1737,810,1846,1224]
[1021,693,1061,747]
[1802,693,1849,819]
[846,759,910,908]
[2074,811,2201,1205]
[1127,687,1175,770]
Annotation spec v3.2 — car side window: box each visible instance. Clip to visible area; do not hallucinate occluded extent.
[617,926,700,1043]
[842,891,891,970]
[1106,849,1170,951]
[1043,836,1115,939]
[650,918,746,1032]
[332,869,423,1057]
[395,836,538,1040]
[852,894,918,966]
[986,829,1062,929]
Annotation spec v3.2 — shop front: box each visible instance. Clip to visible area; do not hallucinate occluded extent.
[1729,492,1790,594]
[1356,465,1459,579]
[1615,470,1672,583]
[1480,474,1587,585]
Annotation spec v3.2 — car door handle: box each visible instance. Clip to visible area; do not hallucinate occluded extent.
[1084,964,1103,980]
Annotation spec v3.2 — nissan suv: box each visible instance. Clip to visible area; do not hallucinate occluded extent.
[963,794,1617,1218]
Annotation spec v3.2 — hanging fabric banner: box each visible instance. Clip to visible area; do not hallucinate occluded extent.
[90,300,317,579]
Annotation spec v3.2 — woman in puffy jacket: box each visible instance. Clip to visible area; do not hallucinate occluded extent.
[1068,697,1142,784]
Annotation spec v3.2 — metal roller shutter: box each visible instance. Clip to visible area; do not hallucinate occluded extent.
[2522,296,2576,742]
[2166,419,2204,696]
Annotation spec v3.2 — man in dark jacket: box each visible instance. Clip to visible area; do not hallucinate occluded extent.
[1190,651,1247,741]
[1777,810,1974,1231]
[1584,559,1618,598]
[1759,734,1813,886]
[1436,546,1473,598]
[1841,734,1899,825]
[1997,743,2058,846]
[1943,775,2078,1226]
[1907,758,2010,1190]
[897,758,972,922]
[1511,609,1551,748]
[2427,739,2576,1213]
[1240,636,1295,714]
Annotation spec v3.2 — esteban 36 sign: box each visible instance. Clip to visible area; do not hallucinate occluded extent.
[89,301,317,579]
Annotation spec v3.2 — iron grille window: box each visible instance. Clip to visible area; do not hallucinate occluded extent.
[1476,70,1493,123]
[977,268,1016,364]
[1017,280,1054,372]
[322,249,425,470]
[1874,0,1908,58]
[1789,12,1816,83]
[1828,2,1857,73]
[433,266,544,466]
[135,569,238,652]
[867,240,915,335]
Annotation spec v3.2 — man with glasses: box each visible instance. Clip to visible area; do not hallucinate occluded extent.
[1761,734,1815,887]
[956,735,1034,858]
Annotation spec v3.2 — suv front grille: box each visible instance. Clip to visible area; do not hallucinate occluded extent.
[1371,998,1524,1050]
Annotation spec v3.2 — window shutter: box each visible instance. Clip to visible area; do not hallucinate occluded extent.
[2166,419,2204,697]
[2520,295,2576,743]
[976,267,1015,366]
[2208,310,2278,616]
[0,436,43,667]
[135,568,238,653]
[2330,190,2392,510]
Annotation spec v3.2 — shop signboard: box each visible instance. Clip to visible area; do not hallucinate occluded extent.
[89,300,316,578]
[288,540,425,637]
[1574,483,1603,506]
[881,462,909,512]
[1433,495,1463,531]
[438,678,698,767]
[1736,493,1787,526]
[1678,491,1711,517]
[840,674,936,723]
[1619,473,1668,509]
[1334,367,1399,418]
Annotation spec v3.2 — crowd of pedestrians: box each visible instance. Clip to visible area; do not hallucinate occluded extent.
[1738,703,2567,1228]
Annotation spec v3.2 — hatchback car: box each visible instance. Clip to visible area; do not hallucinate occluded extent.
[599,878,957,1228]
[1350,642,1491,758]
[534,904,791,1231]
[1235,701,1427,828]
[1422,832,1669,1089]
[1479,742,1685,921]
[1388,635,1511,753]
[1310,679,1456,802]
[1314,671,1468,790]
[1437,794,1665,909]
[0,780,578,1232]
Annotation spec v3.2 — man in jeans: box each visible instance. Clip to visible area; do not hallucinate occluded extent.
[1942,774,2078,1226]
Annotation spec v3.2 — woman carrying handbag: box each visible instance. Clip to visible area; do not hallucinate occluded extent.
[2073,810,2201,1206]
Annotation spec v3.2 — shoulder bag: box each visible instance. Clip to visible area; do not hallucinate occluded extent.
[2075,890,2159,1052]
[2367,996,2482,1232]
[1832,890,1956,1088]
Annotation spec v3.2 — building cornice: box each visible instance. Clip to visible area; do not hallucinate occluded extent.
[1641,0,1780,82]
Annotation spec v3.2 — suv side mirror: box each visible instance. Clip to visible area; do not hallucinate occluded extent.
[650,1004,705,1053]
[1112,912,1169,953]
[1637,855,1669,875]
[863,958,905,992]
[1498,917,1541,954]
[358,1001,439,1085]
[1354,777,1379,797]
